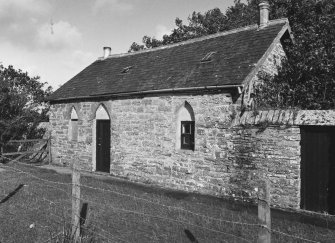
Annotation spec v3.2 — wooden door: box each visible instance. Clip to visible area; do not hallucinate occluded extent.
[96,120,110,173]
[301,126,335,214]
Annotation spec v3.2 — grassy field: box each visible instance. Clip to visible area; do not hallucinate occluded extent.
[0,162,335,243]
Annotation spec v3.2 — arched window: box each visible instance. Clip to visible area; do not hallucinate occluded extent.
[176,102,195,150]
[95,105,110,120]
[69,107,78,141]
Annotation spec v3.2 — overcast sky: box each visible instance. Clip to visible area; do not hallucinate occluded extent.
[0,0,235,89]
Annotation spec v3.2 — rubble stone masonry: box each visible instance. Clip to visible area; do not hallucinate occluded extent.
[48,41,316,209]
[49,90,335,210]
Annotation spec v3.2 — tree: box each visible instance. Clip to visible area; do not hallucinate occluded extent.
[127,1,260,52]
[0,65,52,154]
[255,0,335,109]
[128,0,335,109]
[127,0,300,51]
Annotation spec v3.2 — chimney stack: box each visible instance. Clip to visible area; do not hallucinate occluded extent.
[259,0,270,27]
[103,47,111,58]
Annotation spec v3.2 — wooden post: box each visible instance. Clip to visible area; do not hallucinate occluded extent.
[72,164,81,241]
[258,180,271,243]
[48,131,52,164]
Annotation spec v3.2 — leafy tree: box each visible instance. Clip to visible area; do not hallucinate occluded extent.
[127,0,301,51]
[127,1,261,52]
[255,0,335,109]
[129,0,335,109]
[0,65,52,154]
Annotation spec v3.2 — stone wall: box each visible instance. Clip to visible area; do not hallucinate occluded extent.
[49,102,94,169]
[49,92,236,189]
[50,100,335,210]
[229,109,335,208]
[241,41,286,107]
[227,125,301,208]
[48,32,325,210]
[47,39,332,210]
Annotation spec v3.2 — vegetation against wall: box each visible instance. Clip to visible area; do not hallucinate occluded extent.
[0,65,52,153]
[255,0,335,110]
[129,0,335,110]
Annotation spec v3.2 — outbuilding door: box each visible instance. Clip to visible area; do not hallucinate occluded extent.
[96,120,111,173]
[301,126,335,214]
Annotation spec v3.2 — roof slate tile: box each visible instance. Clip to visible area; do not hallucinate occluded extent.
[49,21,287,101]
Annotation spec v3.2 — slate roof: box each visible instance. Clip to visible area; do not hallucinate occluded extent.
[48,19,290,101]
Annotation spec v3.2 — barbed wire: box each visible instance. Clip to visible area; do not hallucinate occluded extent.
[0,163,73,242]
[271,228,321,243]
[0,176,70,227]
[0,197,66,242]
[0,208,48,242]
[0,183,127,243]
[19,171,226,242]
[77,193,252,243]
[1,155,331,243]
[0,165,168,243]
[77,167,258,202]
[77,174,261,227]
[3,156,255,203]
[0,198,53,231]
[28,193,130,243]
[1,158,261,227]
[1,161,253,242]
[0,168,128,243]
[0,161,73,187]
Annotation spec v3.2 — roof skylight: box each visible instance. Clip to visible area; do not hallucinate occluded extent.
[201,51,217,63]
[122,66,133,74]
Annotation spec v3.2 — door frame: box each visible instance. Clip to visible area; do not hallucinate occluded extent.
[92,104,111,172]
[300,125,335,214]
[96,119,111,172]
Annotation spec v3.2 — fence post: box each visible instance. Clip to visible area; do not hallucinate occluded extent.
[72,163,81,241]
[258,180,271,243]
[48,131,52,164]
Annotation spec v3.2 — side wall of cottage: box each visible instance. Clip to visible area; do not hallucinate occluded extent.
[50,94,314,209]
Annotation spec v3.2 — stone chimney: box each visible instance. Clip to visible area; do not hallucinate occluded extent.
[259,0,270,27]
[103,47,111,58]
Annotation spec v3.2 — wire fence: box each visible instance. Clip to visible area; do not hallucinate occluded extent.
[0,154,332,242]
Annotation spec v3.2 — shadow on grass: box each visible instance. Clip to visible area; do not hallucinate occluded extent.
[184,229,199,243]
[0,184,25,204]
[80,203,89,231]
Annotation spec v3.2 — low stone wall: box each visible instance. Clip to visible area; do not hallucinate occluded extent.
[227,124,301,208]
[49,101,335,209]
[229,109,335,208]
[233,109,335,126]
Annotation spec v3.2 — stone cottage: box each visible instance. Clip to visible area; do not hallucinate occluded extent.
[47,2,335,214]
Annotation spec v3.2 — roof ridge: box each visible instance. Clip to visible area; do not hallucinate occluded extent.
[98,18,289,60]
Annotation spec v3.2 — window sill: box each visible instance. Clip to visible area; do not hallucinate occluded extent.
[175,148,195,155]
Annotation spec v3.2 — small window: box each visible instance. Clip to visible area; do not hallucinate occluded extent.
[69,107,79,141]
[181,121,195,150]
[200,51,217,63]
[70,119,78,141]
[121,66,133,74]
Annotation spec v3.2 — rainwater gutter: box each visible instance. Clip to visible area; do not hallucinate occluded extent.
[48,85,244,102]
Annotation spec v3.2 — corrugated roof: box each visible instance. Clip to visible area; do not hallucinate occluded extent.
[48,20,289,101]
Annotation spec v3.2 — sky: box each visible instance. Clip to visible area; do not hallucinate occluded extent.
[0,0,236,89]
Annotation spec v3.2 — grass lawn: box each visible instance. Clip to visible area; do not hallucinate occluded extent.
[0,162,335,243]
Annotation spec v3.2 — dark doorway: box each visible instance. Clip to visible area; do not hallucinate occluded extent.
[301,126,335,214]
[96,120,111,173]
